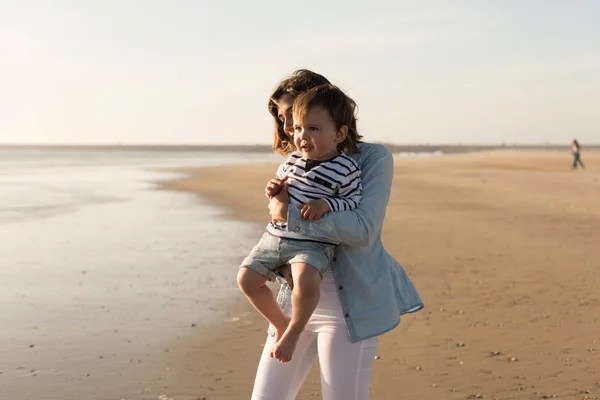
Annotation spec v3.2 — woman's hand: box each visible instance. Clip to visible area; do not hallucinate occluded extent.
[268,187,290,224]
[265,175,288,198]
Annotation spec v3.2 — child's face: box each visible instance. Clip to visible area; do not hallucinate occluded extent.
[292,107,347,161]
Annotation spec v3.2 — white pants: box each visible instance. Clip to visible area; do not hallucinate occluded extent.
[251,273,379,400]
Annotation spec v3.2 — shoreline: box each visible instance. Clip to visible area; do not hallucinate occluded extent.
[155,149,600,398]
[3,144,599,154]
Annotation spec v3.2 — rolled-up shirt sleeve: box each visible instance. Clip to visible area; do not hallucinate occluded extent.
[287,145,393,248]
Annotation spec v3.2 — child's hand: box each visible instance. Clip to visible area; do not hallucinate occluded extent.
[298,199,331,221]
[265,175,288,198]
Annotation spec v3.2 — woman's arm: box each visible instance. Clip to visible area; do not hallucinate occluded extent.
[282,145,393,247]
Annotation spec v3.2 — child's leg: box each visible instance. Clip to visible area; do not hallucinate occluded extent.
[272,263,321,363]
[237,267,290,337]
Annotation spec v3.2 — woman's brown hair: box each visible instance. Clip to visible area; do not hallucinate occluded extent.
[293,84,363,154]
[269,70,330,155]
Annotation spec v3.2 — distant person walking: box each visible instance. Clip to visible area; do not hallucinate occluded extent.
[571,139,585,170]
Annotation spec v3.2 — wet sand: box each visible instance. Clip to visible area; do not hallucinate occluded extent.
[159,150,600,399]
[0,163,260,400]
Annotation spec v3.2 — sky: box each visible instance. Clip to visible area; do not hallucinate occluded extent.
[1,1,598,145]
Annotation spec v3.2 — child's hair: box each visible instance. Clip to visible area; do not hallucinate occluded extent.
[269,70,331,155]
[293,84,363,154]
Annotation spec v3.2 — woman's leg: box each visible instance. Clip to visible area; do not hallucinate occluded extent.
[251,329,318,400]
[316,325,379,400]
[573,153,585,169]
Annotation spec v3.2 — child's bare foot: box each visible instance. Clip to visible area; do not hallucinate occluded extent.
[269,316,290,358]
[272,329,301,363]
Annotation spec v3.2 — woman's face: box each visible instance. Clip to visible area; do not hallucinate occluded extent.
[274,93,295,136]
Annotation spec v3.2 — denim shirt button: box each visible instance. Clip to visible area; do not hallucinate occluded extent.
[345,313,350,318]
[338,286,343,290]
[333,257,337,262]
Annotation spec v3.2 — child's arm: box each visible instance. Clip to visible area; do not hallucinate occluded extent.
[285,145,391,247]
[323,167,362,213]
[298,166,362,220]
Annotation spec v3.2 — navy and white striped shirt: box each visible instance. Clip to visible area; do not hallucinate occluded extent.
[267,151,362,243]
[279,152,362,212]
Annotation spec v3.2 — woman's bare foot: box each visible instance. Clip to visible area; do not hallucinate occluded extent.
[272,328,301,363]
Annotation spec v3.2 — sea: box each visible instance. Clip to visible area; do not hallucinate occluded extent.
[0,149,282,399]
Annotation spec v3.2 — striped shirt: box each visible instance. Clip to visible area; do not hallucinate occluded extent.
[267,151,362,244]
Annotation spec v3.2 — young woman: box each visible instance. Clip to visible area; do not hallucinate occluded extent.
[572,139,585,169]
[251,69,423,400]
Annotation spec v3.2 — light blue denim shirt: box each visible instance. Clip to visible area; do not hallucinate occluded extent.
[277,143,424,343]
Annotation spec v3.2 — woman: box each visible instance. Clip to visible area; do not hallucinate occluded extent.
[572,139,585,169]
[251,70,423,400]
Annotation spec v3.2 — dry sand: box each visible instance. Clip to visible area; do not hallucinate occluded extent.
[157,149,600,400]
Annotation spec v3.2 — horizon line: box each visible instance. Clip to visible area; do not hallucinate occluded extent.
[2,143,598,152]
[1,142,596,148]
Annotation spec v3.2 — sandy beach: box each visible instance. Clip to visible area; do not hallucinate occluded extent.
[3,149,599,400]
[159,149,600,399]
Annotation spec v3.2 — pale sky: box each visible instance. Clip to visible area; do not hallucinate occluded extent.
[1,1,598,145]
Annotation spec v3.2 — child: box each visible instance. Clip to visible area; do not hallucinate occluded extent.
[237,84,363,363]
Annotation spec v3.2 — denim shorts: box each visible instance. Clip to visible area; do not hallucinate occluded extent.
[241,232,335,278]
